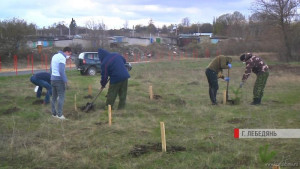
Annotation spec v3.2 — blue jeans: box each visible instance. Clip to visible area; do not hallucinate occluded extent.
[30,76,52,103]
[51,80,65,117]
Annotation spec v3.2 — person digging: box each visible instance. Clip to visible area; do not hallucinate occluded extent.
[239,53,269,105]
[205,55,232,105]
[98,48,131,110]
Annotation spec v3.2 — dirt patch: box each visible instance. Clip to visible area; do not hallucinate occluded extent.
[129,142,186,157]
[2,107,20,115]
[227,118,247,124]
[153,94,162,100]
[80,103,95,112]
[269,64,300,75]
[65,110,81,120]
[94,122,108,126]
[172,98,186,106]
[188,81,200,85]
[84,95,93,99]
[25,96,35,100]
[32,100,44,105]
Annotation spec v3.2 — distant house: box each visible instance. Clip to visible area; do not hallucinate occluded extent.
[210,36,228,44]
[177,33,214,47]
[177,34,200,47]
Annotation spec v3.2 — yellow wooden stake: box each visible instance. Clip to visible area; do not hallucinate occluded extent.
[272,165,280,169]
[74,94,77,111]
[108,105,112,126]
[149,86,153,100]
[223,90,227,105]
[88,85,92,95]
[160,122,166,152]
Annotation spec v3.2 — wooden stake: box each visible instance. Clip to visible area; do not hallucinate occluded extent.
[149,86,153,100]
[88,85,92,95]
[160,122,166,152]
[108,105,112,126]
[272,165,280,169]
[223,90,227,105]
[74,94,77,111]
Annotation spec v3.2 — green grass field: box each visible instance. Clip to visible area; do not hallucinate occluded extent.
[0,57,299,169]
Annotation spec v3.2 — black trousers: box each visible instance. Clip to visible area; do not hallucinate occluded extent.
[205,69,219,104]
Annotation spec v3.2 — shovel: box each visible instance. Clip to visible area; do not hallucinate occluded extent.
[226,68,234,104]
[83,87,104,112]
[83,78,110,112]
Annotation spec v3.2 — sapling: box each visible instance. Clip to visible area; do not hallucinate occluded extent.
[231,87,242,105]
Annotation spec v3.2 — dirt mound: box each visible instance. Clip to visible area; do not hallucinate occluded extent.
[188,81,200,85]
[3,107,20,115]
[32,100,44,105]
[227,118,247,124]
[129,142,186,157]
[153,94,162,100]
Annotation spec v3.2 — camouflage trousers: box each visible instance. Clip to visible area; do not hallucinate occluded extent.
[253,72,269,99]
[106,79,128,110]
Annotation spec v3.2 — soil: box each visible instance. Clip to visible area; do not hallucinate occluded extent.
[187,81,200,85]
[84,95,93,99]
[172,98,186,106]
[80,103,95,112]
[32,100,44,105]
[227,118,247,124]
[65,110,81,120]
[2,107,20,115]
[94,122,108,126]
[153,94,162,100]
[129,142,186,157]
[25,96,35,100]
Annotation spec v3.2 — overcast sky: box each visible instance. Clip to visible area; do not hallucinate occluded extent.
[0,0,256,29]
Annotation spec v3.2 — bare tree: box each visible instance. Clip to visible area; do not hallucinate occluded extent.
[253,0,299,61]
[181,17,190,27]
[85,19,107,49]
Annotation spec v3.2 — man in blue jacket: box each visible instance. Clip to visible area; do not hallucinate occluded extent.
[30,72,52,104]
[98,48,130,110]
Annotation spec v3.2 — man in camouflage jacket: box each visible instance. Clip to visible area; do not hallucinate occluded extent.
[240,53,269,105]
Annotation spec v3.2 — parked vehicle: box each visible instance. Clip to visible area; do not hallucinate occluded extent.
[75,52,101,76]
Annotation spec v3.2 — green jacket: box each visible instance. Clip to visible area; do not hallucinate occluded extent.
[207,55,232,75]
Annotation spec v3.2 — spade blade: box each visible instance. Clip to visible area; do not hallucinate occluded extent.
[83,102,93,112]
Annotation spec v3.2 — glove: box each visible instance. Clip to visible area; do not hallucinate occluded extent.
[125,62,132,71]
[224,77,230,81]
[239,82,244,88]
[228,64,232,69]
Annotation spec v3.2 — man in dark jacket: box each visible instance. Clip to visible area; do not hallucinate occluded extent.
[240,53,269,105]
[30,72,52,104]
[98,48,130,110]
[205,55,232,105]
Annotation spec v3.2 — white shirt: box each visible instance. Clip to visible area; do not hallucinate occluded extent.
[51,52,66,76]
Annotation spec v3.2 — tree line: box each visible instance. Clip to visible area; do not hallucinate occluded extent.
[0,0,299,61]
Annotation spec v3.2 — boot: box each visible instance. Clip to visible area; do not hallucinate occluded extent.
[251,98,261,105]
